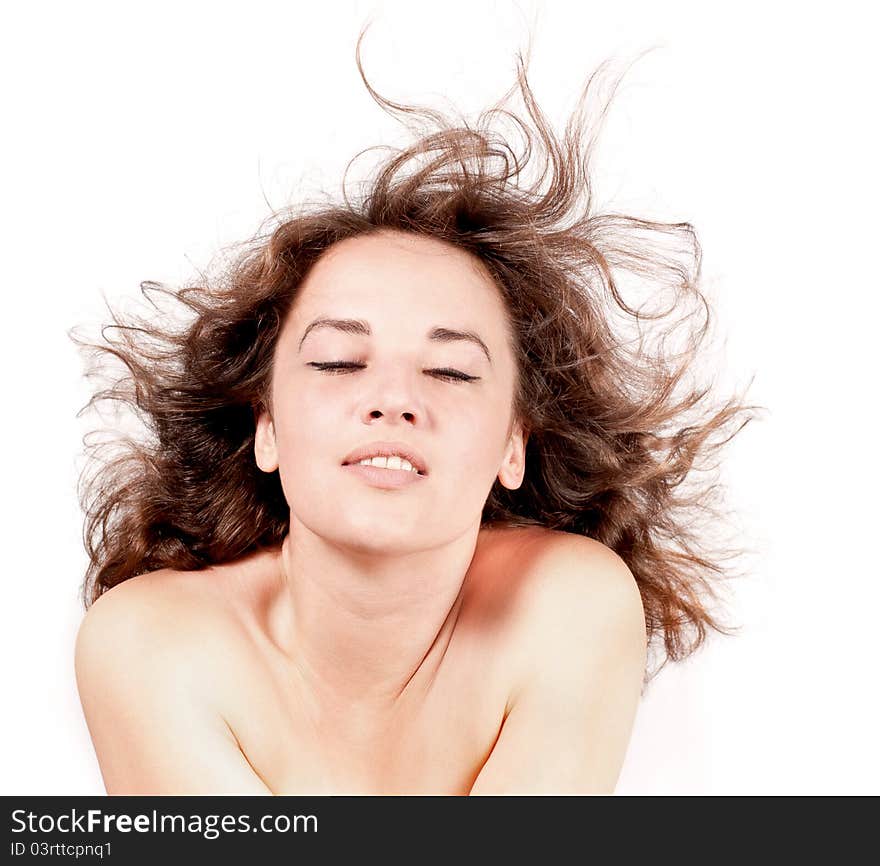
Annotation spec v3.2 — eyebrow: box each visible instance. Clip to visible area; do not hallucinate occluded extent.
[297,317,493,364]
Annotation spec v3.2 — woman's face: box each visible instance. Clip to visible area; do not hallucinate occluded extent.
[255,229,528,554]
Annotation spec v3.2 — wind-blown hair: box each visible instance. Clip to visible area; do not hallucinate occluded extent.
[72,29,762,681]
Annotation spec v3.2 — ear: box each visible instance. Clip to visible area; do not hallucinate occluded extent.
[497,420,529,490]
[254,407,279,473]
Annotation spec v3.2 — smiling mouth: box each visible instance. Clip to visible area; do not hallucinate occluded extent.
[342,459,426,476]
[341,462,427,488]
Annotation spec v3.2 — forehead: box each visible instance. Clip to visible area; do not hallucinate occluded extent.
[290,230,508,327]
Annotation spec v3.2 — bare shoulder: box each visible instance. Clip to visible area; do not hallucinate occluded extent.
[474,525,645,625]
[467,527,648,794]
[74,566,234,731]
[506,526,639,585]
[74,565,271,795]
[74,558,263,715]
[521,527,646,654]
[75,565,229,667]
[472,526,647,692]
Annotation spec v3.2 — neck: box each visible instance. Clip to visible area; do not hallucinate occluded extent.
[271,521,482,720]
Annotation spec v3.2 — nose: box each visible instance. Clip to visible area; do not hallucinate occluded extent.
[368,408,416,424]
[360,368,424,426]
[366,394,419,426]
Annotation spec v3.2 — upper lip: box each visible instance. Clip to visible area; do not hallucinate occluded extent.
[342,441,429,475]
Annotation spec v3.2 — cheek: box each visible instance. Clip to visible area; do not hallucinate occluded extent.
[453,401,514,476]
[269,395,336,485]
[276,387,334,436]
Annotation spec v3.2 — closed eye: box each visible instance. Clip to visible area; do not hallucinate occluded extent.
[307,361,480,383]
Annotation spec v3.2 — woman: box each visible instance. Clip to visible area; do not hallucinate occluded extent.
[72,30,758,795]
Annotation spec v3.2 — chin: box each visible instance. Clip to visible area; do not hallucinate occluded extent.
[335,528,428,557]
[358,505,452,542]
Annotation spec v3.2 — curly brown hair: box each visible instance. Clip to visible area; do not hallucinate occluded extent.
[71,27,763,682]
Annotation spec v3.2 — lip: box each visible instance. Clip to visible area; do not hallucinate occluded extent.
[341,441,429,476]
[342,462,426,489]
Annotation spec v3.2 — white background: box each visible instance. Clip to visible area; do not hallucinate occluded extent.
[2,0,877,795]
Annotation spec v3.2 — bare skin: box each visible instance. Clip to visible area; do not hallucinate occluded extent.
[75,231,647,794]
[192,524,571,795]
[76,524,645,795]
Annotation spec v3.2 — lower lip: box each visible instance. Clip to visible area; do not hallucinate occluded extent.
[342,463,426,488]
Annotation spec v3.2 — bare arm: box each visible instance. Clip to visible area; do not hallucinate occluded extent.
[469,539,647,795]
[75,581,272,795]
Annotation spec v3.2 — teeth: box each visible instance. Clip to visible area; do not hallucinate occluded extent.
[356,456,419,473]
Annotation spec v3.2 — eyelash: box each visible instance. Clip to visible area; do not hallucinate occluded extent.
[308,361,480,383]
